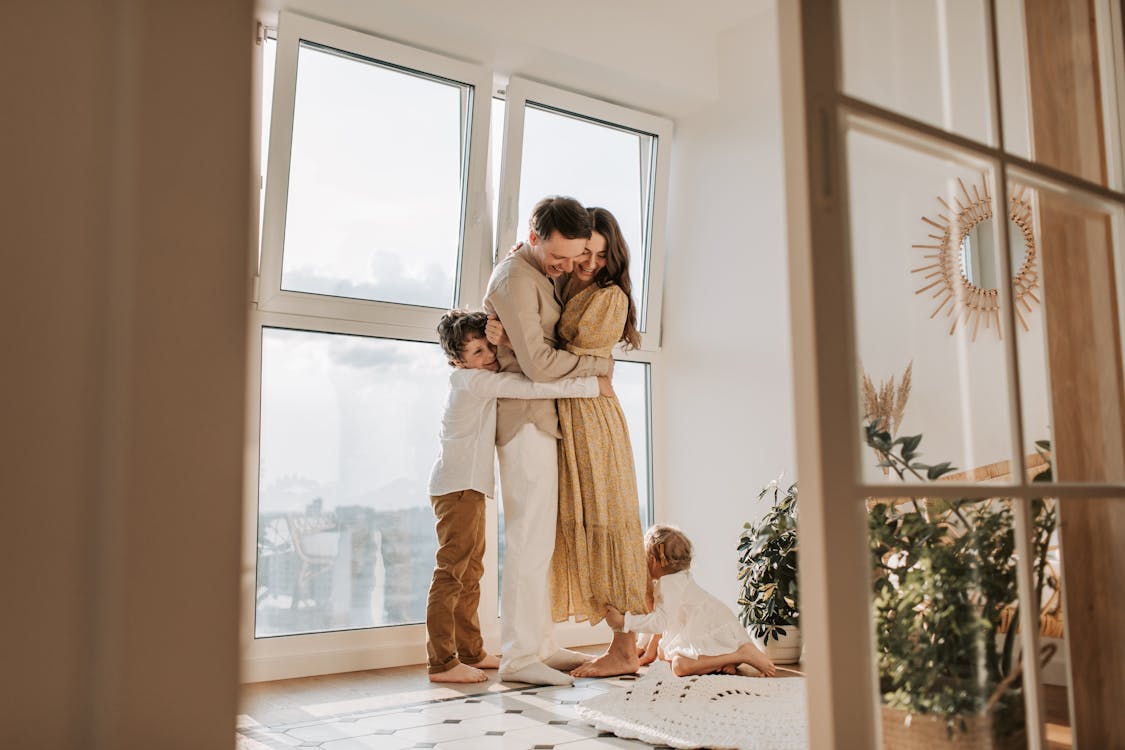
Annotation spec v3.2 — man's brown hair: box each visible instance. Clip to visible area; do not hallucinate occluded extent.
[529,195,592,241]
[436,309,489,366]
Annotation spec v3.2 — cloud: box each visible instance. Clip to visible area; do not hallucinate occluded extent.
[283,251,455,310]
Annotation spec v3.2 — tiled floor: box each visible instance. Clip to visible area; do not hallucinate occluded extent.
[238,671,662,750]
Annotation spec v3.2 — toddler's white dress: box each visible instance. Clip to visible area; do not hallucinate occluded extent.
[623,570,750,660]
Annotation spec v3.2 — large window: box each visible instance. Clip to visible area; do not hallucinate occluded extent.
[247,12,670,679]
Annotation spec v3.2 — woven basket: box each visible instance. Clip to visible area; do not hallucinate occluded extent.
[881,644,1054,749]
[881,705,1026,750]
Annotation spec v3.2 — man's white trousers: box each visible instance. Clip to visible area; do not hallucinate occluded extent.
[496,423,559,673]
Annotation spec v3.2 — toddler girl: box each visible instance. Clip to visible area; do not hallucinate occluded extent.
[606,524,777,678]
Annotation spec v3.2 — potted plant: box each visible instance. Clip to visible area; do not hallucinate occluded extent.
[865,423,1056,748]
[737,478,801,663]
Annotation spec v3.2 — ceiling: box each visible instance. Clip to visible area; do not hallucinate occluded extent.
[256,0,775,115]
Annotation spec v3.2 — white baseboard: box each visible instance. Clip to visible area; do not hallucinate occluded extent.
[240,619,615,684]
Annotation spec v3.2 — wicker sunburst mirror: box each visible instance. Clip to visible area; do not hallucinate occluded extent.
[912,175,1040,340]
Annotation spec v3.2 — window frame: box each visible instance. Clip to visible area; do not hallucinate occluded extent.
[258,11,495,330]
[243,14,670,682]
[498,76,673,350]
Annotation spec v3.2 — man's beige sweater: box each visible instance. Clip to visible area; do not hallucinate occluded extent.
[483,245,611,445]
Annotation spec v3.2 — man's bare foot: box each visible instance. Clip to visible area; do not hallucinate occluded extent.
[465,654,500,670]
[738,642,777,677]
[570,650,639,678]
[430,663,488,683]
[544,648,593,671]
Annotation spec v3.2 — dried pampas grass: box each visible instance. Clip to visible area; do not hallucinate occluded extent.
[862,361,912,436]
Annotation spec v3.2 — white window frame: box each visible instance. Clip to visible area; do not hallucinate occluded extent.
[242,14,671,683]
[498,77,673,350]
[257,11,494,330]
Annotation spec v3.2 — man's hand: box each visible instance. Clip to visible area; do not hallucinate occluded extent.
[605,605,625,632]
[596,375,616,398]
[485,314,510,348]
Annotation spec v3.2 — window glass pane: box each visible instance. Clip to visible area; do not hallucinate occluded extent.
[616,361,652,527]
[259,36,276,264]
[1033,497,1072,749]
[279,42,469,308]
[255,328,448,637]
[846,120,1022,484]
[839,0,995,145]
[517,104,655,330]
[867,495,1035,747]
[1007,169,1125,483]
[998,0,1116,186]
[490,97,505,257]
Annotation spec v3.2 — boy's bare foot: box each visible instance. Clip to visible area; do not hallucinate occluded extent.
[570,650,639,678]
[738,642,777,677]
[465,654,500,670]
[429,663,488,683]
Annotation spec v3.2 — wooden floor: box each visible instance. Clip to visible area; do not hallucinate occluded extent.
[238,650,1072,748]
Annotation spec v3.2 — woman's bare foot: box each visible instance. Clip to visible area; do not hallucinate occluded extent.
[570,650,640,678]
[571,631,639,678]
[429,663,488,683]
[738,642,777,677]
[465,654,500,670]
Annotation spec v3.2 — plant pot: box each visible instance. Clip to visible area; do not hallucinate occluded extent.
[880,705,1025,750]
[750,625,803,664]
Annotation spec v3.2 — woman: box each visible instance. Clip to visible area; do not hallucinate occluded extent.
[553,207,649,677]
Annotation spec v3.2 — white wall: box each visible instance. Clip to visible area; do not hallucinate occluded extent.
[661,6,796,607]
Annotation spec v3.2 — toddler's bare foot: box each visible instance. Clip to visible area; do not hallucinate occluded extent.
[570,650,639,678]
[638,639,659,666]
[465,654,500,670]
[738,643,777,677]
[429,663,488,683]
[718,664,737,675]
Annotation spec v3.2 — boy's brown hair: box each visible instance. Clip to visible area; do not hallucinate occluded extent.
[529,195,592,241]
[437,309,489,366]
[645,524,693,574]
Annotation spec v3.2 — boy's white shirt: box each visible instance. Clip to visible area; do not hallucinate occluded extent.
[427,368,599,498]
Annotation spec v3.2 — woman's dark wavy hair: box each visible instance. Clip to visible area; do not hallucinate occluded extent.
[587,207,641,350]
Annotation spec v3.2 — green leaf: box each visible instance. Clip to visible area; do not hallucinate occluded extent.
[926,462,955,479]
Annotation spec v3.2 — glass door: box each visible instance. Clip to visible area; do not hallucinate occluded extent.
[785,0,1125,746]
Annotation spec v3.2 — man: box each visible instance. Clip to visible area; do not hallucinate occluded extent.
[483,196,612,686]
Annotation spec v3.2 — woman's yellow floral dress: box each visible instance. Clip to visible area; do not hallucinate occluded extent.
[550,282,650,624]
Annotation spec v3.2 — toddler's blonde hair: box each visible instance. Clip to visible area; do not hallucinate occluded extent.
[644,524,693,574]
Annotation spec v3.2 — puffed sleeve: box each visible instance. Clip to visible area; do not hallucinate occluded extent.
[565,285,628,358]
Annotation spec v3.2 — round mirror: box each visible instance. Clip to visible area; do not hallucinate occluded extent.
[912,176,1041,340]
[959,218,1026,289]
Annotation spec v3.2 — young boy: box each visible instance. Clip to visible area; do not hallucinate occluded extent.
[426,309,613,683]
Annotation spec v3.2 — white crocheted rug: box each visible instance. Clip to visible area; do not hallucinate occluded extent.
[577,662,807,750]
